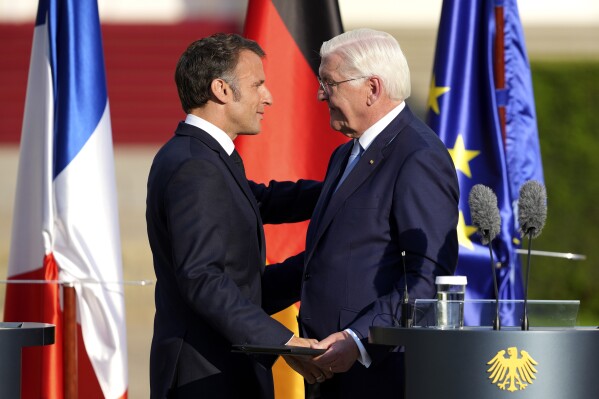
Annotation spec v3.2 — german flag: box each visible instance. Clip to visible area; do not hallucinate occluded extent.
[238,1,345,397]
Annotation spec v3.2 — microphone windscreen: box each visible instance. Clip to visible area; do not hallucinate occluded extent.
[468,184,501,244]
[518,180,547,239]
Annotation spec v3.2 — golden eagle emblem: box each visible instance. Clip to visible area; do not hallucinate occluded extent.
[487,347,538,392]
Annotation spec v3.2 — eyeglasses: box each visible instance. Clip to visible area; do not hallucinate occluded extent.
[318,76,367,95]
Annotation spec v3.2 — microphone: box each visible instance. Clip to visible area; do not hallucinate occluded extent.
[468,184,502,330]
[400,251,413,328]
[518,180,547,330]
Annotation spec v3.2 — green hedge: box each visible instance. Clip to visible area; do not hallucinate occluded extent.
[530,61,599,325]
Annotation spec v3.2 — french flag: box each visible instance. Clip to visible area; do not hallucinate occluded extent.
[4,0,128,397]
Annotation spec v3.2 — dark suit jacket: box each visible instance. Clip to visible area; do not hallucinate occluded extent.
[146,122,320,399]
[299,105,459,398]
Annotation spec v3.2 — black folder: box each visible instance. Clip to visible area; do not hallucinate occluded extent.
[232,344,325,356]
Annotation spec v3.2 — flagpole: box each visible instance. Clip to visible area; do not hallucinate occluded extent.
[63,283,77,399]
[515,249,587,260]
[494,1,506,143]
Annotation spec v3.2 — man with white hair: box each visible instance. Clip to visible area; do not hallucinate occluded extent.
[298,29,460,398]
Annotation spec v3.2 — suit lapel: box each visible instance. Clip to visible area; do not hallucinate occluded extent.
[175,123,267,264]
[221,151,268,266]
[305,142,352,251]
[305,106,416,262]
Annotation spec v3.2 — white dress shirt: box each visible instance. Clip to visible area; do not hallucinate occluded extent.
[185,114,235,155]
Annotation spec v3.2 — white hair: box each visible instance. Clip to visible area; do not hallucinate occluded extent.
[320,28,411,101]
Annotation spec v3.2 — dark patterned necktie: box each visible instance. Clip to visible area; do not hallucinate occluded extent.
[230,149,246,175]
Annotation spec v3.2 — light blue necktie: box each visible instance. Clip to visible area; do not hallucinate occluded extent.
[335,139,363,191]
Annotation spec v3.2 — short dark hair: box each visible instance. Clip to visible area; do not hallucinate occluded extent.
[175,33,265,113]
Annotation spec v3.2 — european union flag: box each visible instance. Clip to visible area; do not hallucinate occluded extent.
[426,0,544,326]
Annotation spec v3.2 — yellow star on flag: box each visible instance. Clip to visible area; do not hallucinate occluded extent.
[457,211,478,250]
[428,75,450,115]
[448,134,480,178]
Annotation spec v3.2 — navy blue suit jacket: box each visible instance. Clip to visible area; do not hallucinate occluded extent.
[299,105,459,398]
[147,122,320,399]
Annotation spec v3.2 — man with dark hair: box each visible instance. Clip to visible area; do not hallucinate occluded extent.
[175,33,265,111]
[146,33,323,399]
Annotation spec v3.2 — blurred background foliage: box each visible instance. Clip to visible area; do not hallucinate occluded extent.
[528,60,599,325]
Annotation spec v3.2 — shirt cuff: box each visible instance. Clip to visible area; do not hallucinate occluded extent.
[284,335,295,345]
[345,328,372,368]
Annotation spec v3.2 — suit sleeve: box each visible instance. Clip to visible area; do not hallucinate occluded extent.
[166,159,292,346]
[261,252,305,315]
[348,145,459,344]
[249,179,322,224]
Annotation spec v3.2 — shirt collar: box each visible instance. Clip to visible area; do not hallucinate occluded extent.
[185,114,235,155]
[357,101,405,151]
